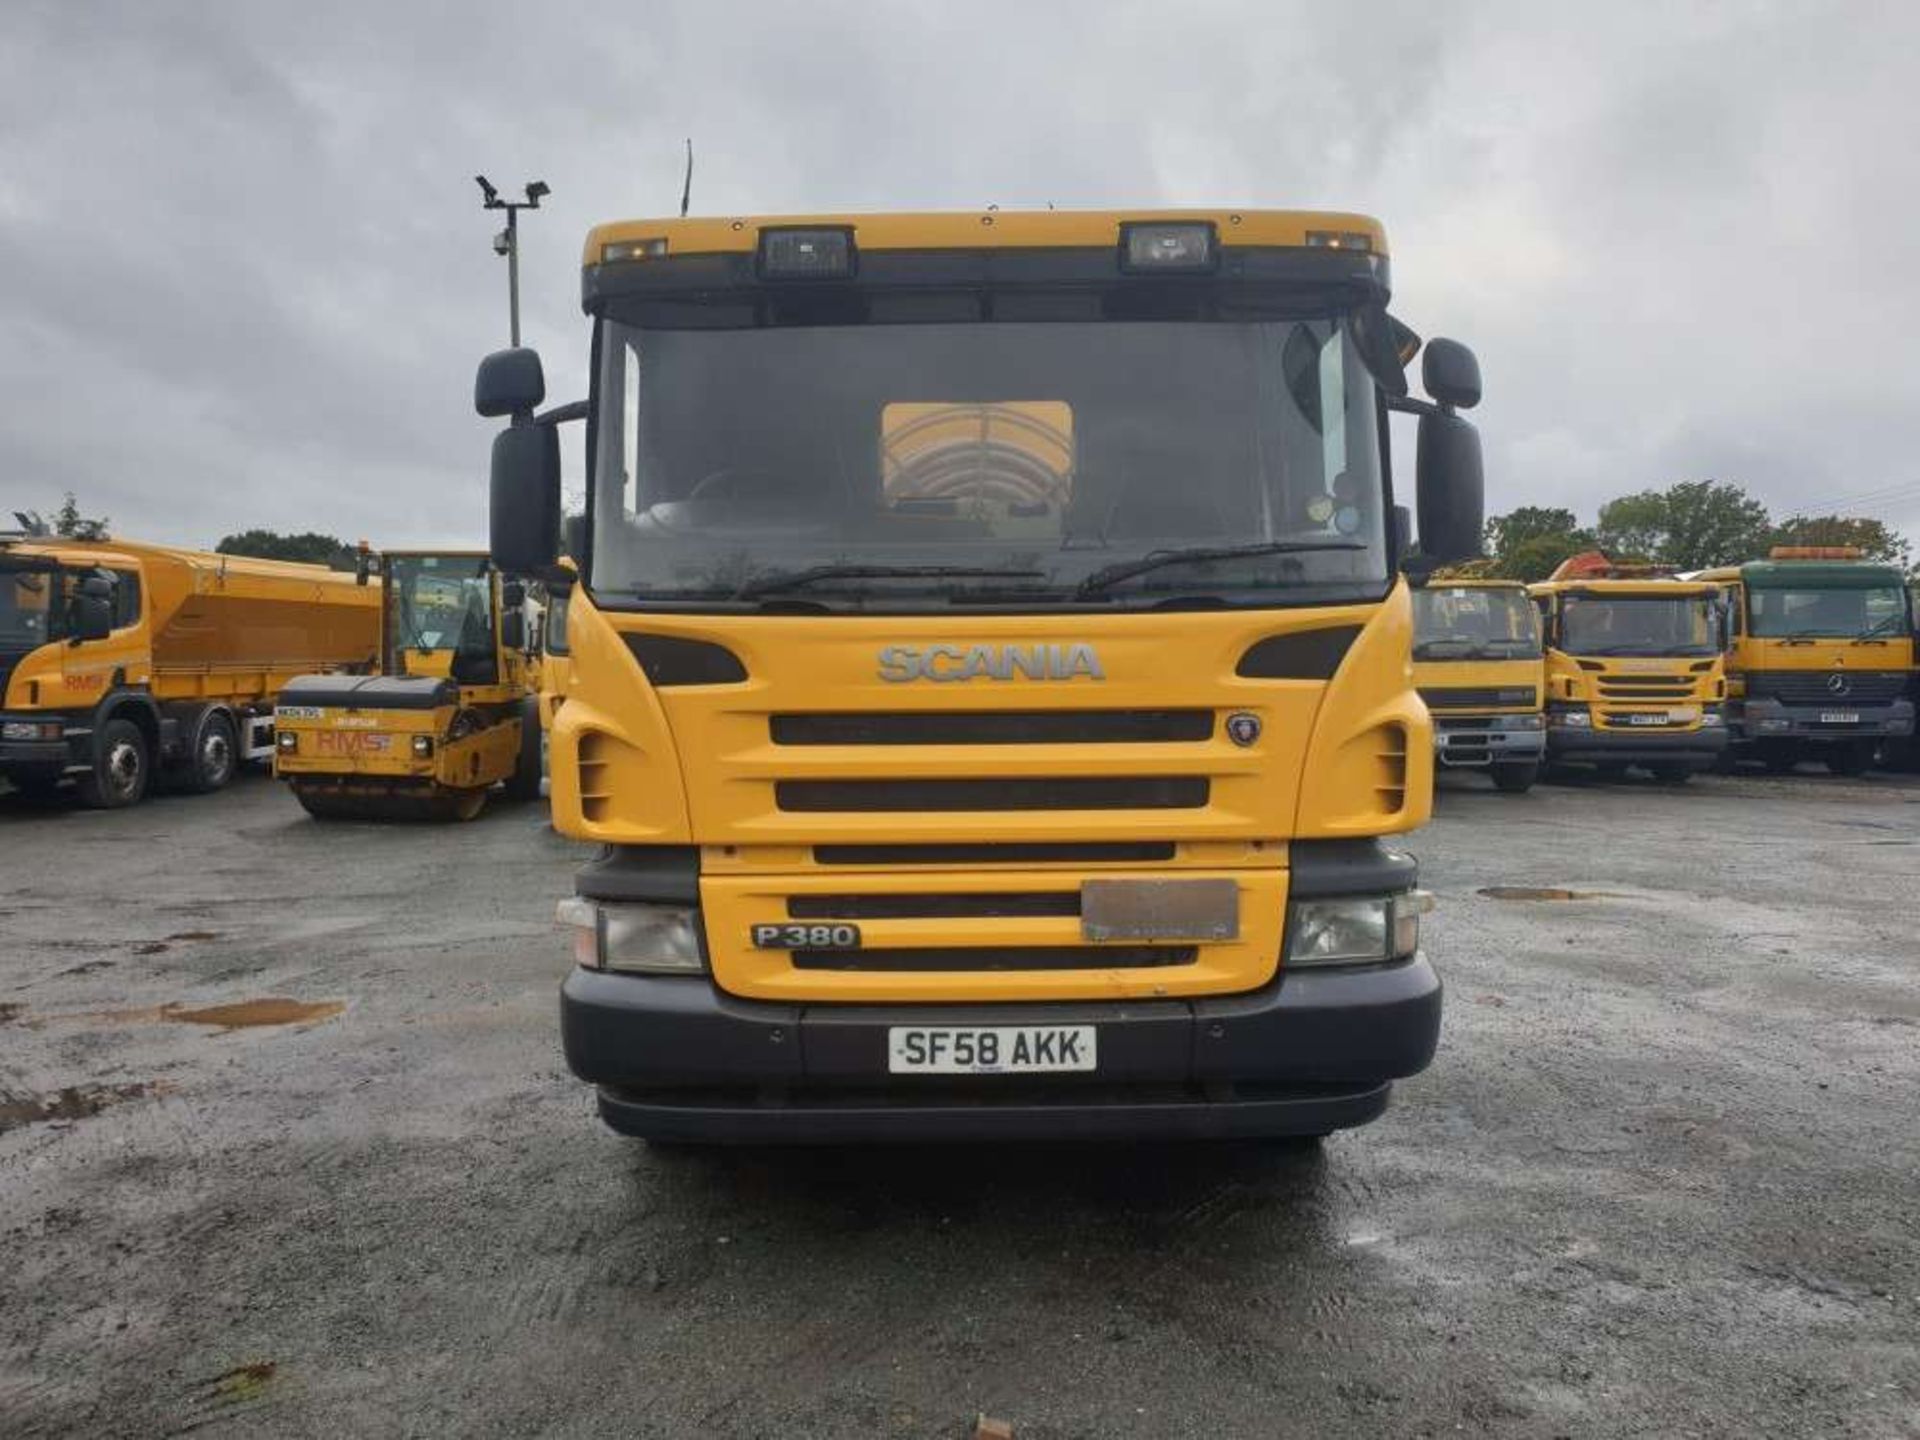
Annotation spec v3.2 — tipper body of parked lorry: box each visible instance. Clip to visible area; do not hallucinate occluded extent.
[479,207,1489,1143]
[273,550,542,820]
[1694,547,1914,775]
[0,534,378,806]
[1411,576,1545,792]
[1529,552,1727,783]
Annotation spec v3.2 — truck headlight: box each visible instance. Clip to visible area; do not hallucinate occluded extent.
[411,735,434,757]
[2,720,62,741]
[276,730,298,752]
[1701,708,1725,728]
[556,897,706,974]
[1549,706,1591,729]
[1500,713,1545,731]
[1285,891,1432,969]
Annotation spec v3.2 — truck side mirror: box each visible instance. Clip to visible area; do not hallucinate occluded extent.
[1422,338,1482,411]
[475,348,546,419]
[1415,411,1485,564]
[500,610,527,652]
[70,575,113,643]
[490,421,562,576]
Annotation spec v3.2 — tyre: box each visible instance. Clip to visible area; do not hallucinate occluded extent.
[185,710,238,793]
[1649,761,1693,785]
[1490,761,1539,794]
[76,718,149,809]
[1825,742,1876,777]
[502,698,543,802]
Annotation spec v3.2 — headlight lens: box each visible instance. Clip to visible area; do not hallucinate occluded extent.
[1701,708,1724,727]
[411,735,434,756]
[556,897,706,974]
[1500,713,1545,731]
[2,720,61,741]
[1286,891,1432,968]
[1549,706,1592,729]
[276,730,298,752]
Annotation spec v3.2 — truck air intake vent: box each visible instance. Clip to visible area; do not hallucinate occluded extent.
[621,633,747,686]
[1235,626,1361,679]
[813,841,1177,866]
[1417,686,1536,709]
[771,710,1213,745]
[789,892,1082,920]
[792,945,1196,971]
[775,777,1209,812]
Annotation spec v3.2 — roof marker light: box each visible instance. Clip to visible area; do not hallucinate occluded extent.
[1306,230,1372,252]
[602,238,668,262]
[757,228,855,279]
[1119,222,1216,272]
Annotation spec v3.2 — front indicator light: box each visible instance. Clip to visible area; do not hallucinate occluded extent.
[1120,221,1216,271]
[1286,891,1432,969]
[412,735,434,757]
[556,897,706,975]
[276,731,298,753]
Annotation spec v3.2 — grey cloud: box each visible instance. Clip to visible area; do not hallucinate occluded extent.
[2,0,1918,548]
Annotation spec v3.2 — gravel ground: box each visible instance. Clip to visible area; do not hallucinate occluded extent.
[2,765,1917,1438]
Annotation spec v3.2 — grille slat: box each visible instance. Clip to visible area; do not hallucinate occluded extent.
[789,892,1081,919]
[793,945,1196,971]
[772,710,1213,745]
[813,842,1177,866]
[775,777,1209,812]
[1417,685,1536,709]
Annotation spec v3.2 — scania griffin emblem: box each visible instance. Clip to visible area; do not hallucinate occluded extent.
[1225,712,1263,746]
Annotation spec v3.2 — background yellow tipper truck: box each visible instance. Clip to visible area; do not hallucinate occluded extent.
[1411,575,1546,792]
[478,209,1487,1142]
[1695,547,1915,775]
[0,534,377,807]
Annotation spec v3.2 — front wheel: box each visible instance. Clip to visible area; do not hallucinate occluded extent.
[1490,761,1539,794]
[77,718,150,809]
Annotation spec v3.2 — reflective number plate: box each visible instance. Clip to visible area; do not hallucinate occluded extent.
[1820,712,1860,724]
[751,922,861,950]
[1627,713,1667,726]
[888,1025,1096,1075]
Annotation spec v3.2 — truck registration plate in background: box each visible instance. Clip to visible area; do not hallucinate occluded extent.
[888,1025,1096,1074]
[1820,712,1860,724]
[1627,713,1668,726]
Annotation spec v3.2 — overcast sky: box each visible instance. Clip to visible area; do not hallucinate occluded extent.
[4,1,1918,551]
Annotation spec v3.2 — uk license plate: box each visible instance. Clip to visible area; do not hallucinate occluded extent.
[1820,712,1860,724]
[1627,713,1667,726]
[887,1025,1096,1074]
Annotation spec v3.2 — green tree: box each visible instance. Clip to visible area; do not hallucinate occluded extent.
[215,530,357,570]
[1485,506,1584,557]
[49,492,110,540]
[1485,532,1595,582]
[1597,481,1771,570]
[1769,514,1912,567]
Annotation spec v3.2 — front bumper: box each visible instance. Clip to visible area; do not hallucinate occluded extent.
[562,955,1441,1142]
[0,713,86,770]
[1547,724,1728,765]
[1730,698,1914,744]
[1431,714,1546,768]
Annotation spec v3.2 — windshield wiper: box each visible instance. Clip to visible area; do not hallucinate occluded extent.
[1854,613,1906,642]
[734,563,1044,601]
[1073,541,1366,598]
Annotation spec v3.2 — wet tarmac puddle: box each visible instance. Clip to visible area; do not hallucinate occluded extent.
[165,998,344,1028]
[0,1080,166,1135]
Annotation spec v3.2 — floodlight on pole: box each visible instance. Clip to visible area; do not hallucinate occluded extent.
[476,175,547,347]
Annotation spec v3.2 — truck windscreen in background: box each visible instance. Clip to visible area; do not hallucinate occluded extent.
[1746,585,1908,639]
[1560,594,1719,657]
[589,318,1387,610]
[1413,587,1542,660]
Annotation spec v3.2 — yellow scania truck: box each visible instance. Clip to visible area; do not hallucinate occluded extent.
[273,550,542,820]
[478,208,1487,1142]
[1694,547,1914,775]
[1411,577,1545,792]
[1,534,377,806]
[1528,553,1727,784]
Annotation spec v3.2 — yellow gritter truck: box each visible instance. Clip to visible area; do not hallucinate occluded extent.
[1694,547,1914,775]
[0,534,378,806]
[273,549,542,820]
[1528,552,1728,784]
[1411,576,1545,792]
[476,207,1488,1142]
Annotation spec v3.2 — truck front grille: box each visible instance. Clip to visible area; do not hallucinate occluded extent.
[1418,685,1535,710]
[1596,675,1699,700]
[812,841,1178,866]
[790,892,1081,919]
[1746,671,1908,705]
[772,709,1214,745]
[774,776,1210,813]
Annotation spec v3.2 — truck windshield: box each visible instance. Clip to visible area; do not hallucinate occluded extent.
[1412,586,1541,659]
[590,316,1387,610]
[1560,594,1718,656]
[0,561,63,649]
[1747,585,1909,639]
